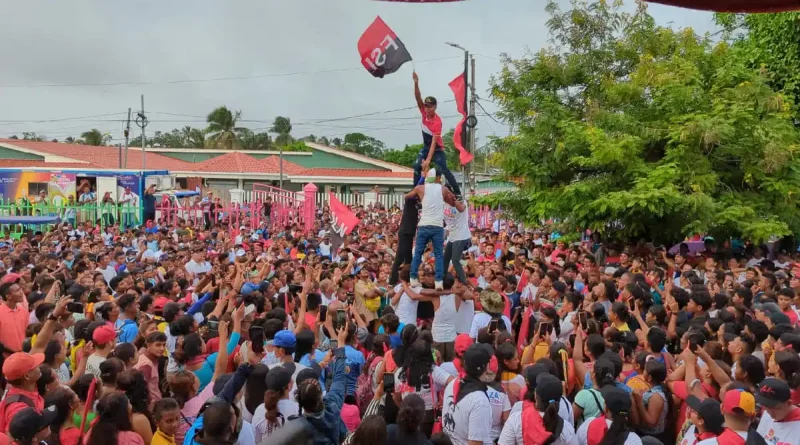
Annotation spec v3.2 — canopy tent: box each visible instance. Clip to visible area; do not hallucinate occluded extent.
[645,0,800,12]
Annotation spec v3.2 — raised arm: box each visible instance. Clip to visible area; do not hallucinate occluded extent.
[413,72,424,110]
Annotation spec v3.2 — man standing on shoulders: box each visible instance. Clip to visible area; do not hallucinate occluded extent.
[413,71,461,198]
[407,168,451,291]
[444,192,470,284]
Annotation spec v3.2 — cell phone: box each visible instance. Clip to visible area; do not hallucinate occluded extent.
[578,311,588,331]
[489,320,499,333]
[329,339,338,350]
[319,305,328,322]
[249,326,265,354]
[540,322,552,336]
[383,372,395,393]
[66,302,84,313]
[628,298,636,311]
[336,309,347,330]
[207,320,219,331]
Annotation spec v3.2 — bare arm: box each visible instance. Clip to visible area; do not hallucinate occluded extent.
[413,72,424,110]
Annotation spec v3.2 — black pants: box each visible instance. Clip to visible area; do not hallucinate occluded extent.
[390,233,414,285]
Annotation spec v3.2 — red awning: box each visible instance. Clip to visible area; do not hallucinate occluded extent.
[646,0,800,13]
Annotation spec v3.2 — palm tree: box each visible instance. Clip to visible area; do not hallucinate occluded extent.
[81,129,109,146]
[331,137,342,147]
[181,126,206,148]
[65,136,75,144]
[238,129,273,150]
[270,116,293,146]
[206,106,244,150]
[318,136,330,146]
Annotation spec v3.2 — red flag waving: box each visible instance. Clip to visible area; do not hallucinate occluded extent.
[358,17,413,78]
[449,72,474,165]
[645,0,799,12]
[329,192,360,237]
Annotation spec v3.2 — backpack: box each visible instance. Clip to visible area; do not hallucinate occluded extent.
[356,355,381,416]
[0,394,35,432]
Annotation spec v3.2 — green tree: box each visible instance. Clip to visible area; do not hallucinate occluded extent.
[330,137,342,147]
[483,0,800,243]
[283,140,311,152]
[270,117,293,146]
[318,136,330,146]
[182,126,206,148]
[22,132,46,142]
[81,129,110,146]
[341,132,385,158]
[65,136,75,144]
[206,106,244,150]
[716,12,800,112]
[383,144,423,166]
[238,128,273,150]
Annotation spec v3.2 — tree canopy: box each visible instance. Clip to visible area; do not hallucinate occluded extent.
[481,0,800,243]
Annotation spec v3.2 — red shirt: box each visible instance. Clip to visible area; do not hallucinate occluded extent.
[420,109,444,150]
[0,303,29,353]
[1,387,44,432]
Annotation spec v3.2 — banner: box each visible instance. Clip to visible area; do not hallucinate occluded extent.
[357,16,413,78]
[645,0,798,12]
[449,72,474,165]
[329,192,360,237]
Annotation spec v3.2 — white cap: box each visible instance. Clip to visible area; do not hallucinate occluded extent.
[427,168,437,179]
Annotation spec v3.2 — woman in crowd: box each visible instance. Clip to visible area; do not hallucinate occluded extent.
[85,392,144,445]
[387,394,429,445]
[240,363,269,423]
[116,370,156,445]
[498,373,576,445]
[573,359,616,424]
[253,366,298,442]
[576,386,642,445]
[45,387,82,445]
[496,341,525,406]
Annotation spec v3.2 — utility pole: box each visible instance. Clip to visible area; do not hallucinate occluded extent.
[468,55,477,193]
[279,145,284,189]
[122,108,131,168]
[135,95,148,172]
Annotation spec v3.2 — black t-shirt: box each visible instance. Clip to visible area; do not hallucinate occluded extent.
[143,193,155,213]
[399,197,419,236]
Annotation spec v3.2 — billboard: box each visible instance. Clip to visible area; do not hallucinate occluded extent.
[0,171,77,205]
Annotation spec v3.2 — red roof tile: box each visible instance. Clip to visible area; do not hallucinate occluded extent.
[0,160,104,169]
[0,139,195,171]
[293,168,413,178]
[191,152,304,174]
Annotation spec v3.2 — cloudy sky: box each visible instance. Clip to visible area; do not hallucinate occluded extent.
[0,0,716,150]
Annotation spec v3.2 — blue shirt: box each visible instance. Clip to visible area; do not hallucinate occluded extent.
[343,345,365,396]
[193,332,241,392]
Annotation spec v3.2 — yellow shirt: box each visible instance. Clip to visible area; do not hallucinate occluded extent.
[615,322,631,332]
[70,339,85,373]
[151,429,175,445]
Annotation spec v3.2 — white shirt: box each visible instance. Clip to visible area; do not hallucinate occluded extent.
[510,397,573,427]
[576,418,642,445]
[498,409,578,445]
[559,311,576,342]
[419,183,444,228]
[395,365,453,411]
[757,410,800,445]
[432,293,459,343]
[520,284,538,305]
[442,379,493,445]
[445,205,471,242]
[319,243,331,256]
[486,385,512,440]
[236,420,255,445]
[96,265,117,284]
[252,399,299,443]
[186,260,212,283]
[455,299,475,334]
[392,284,420,326]
[469,312,513,339]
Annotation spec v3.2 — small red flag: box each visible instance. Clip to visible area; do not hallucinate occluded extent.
[357,17,413,78]
[329,192,360,236]
[449,72,474,165]
[645,0,799,12]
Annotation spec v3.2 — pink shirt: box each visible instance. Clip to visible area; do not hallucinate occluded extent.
[176,381,216,445]
[0,303,29,353]
[340,404,361,433]
[134,354,161,408]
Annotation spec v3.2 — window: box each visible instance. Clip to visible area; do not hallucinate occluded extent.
[28,182,48,196]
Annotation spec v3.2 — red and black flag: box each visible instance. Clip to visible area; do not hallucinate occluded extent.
[645,0,799,12]
[449,72,474,165]
[358,16,413,78]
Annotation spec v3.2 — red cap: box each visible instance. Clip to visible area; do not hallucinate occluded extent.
[92,325,116,344]
[3,352,44,381]
[455,334,473,357]
[1,273,22,284]
[153,297,170,312]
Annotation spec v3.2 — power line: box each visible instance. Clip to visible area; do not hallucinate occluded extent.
[0,112,127,126]
[0,56,460,89]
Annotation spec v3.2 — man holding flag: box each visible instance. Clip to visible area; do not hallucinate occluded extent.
[413,72,462,198]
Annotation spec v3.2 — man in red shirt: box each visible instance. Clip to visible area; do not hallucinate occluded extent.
[0,277,31,353]
[412,72,462,198]
[0,353,45,432]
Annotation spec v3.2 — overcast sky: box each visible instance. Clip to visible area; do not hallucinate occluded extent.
[0,0,716,150]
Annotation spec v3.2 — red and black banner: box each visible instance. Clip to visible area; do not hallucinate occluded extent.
[449,72,474,165]
[645,0,799,12]
[358,17,413,78]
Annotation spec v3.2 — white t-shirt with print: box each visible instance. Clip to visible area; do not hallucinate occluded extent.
[442,379,493,445]
[395,365,452,411]
[757,410,800,445]
[486,385,512,440]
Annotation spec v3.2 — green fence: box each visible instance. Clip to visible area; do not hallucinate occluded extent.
[0,199,141,237]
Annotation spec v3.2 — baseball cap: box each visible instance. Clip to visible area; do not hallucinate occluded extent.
[296,366,321,386]
[273,330,297,349]
[92,324,116,344]
[3,352,45,381]
[770,312,792,326]
[601,386,631,415]
[454,334,473,357]
[756,378,791,408]
[686,396,725,433]
[9,406,58,443]
[463,343,492,376]
[1,273,22,284]
[604,267,617,275]
[722,389,757,416]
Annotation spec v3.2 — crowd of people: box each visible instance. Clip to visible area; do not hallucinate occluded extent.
[3,77,800,445]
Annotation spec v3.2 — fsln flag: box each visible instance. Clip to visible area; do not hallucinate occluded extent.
[645,0,799,12]
[357,16,413,78]
[329,192,360,237]
[449,72,474,165]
